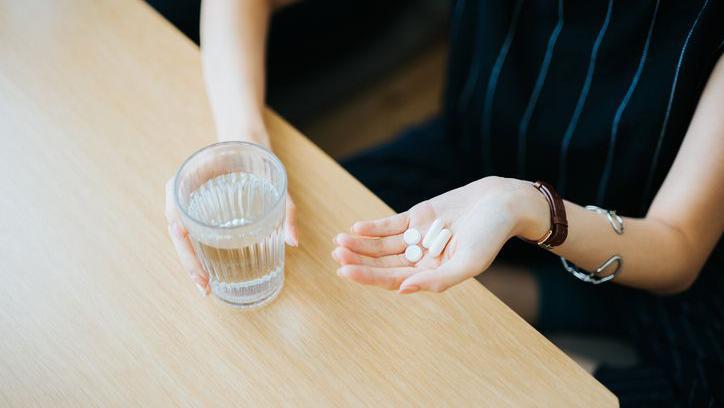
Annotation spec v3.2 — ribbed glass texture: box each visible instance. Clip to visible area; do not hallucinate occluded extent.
[174,142,286,309]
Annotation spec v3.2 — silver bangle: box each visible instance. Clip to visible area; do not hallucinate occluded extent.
[560,205,624,284]
[560,255,622,284]
[584,205,624,235]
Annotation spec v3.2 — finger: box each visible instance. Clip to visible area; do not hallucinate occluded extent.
[351,212,409,237]
[168,221,209,295]
[337,264,419,290]
[165,177,180,224]
[334,233,406,257]
[285,195,299,247]
[165,177,208,295]
[399,252,480,294]
[331,246,411,268]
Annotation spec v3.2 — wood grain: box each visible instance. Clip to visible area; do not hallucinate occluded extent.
[0,0,617,406]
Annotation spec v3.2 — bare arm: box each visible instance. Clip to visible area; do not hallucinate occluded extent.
[532,55,724,294]
[165,0,300,297]
[200,0,294,144]
[332,56,724,295]
[200,0,298,245]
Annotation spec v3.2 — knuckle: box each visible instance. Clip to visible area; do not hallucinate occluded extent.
[191,272,207,285]
[399,255,412,266]
[382,275,400,290]
[384,282,399,291]
[382,236,396,248]
[392,275,408,289]
[190,266,207,278]
[429,282,447,293]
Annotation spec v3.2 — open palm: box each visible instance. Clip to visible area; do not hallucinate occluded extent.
[333,177,527,294]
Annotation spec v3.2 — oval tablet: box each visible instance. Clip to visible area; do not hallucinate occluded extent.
[403,228,421,245]
[428,229,452,257]
[404,245,423,263]
[422,218,444,249]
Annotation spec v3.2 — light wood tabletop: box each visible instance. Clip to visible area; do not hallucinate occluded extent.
[0,0,617,406]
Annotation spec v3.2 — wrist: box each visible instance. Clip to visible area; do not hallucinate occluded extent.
[472,177,551,241]
[216,117,270,147]
[506,180,551,241]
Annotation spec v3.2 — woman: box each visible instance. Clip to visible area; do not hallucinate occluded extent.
[165,0,724,404]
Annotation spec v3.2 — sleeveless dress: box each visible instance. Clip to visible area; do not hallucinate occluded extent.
[344,0,724,405]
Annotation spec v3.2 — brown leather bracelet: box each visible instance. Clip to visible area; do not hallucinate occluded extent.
[524,181,568,249]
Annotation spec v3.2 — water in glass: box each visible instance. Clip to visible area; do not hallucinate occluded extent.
[186,171,284,308]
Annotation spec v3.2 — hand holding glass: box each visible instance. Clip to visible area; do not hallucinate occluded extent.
[172,142,287,308]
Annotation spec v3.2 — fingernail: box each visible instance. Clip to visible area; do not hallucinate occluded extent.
[196,283,207,296]
[170,222,184,238]
[285,229,299,247]
[331,250,338,261]
[336,268,347,278]
[399,285,419,295]
[333,234,339,245]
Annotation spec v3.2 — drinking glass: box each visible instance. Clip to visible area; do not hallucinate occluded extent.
[174,142,286,309]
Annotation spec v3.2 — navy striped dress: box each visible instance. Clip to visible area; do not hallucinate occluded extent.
[344,0,723,405]
[442,1,724,405]
[444,0,722,215]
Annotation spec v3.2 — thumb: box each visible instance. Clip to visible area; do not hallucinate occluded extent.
[284,194,299,247]
[399,253,481,294]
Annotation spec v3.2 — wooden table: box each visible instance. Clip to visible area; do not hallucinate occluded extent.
[0,0,617,406]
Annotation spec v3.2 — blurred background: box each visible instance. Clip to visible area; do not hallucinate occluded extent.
[147,0,449,159]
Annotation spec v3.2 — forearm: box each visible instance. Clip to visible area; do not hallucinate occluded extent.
[201,0,271,144]
[334,58,723,295]
[510,56,724,295]
[515,187,706,294]
[564,203,706,293]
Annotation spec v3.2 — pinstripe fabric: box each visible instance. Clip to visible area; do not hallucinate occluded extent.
[456,0,482,124]
[517,0,564,178]
[449,0,467,52]
[438,0,724,404]
[596,0,660,204]
[480,0,524,175]
[640,0,711,210]
[556,0,613,194]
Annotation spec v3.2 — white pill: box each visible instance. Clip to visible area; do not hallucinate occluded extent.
[428,229,452,257]
[405,245,423,263]
[403,228,421,245]
[422,218,444,248]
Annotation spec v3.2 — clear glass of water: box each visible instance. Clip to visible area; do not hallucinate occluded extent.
[174,142,286,309]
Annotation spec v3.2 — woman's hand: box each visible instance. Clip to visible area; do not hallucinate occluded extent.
[332,177,549,294]
[165,178,210,295]
[191,0,300,295]
[164,179,299,295]
[164,133,299,296]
